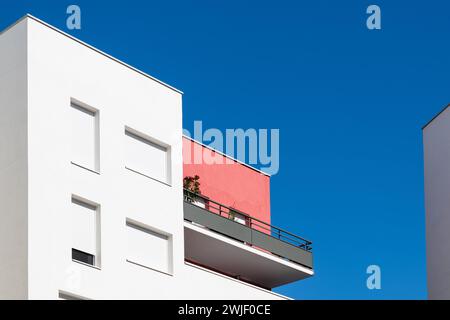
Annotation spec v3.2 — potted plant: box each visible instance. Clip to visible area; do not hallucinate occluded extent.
[228,208,237,220]
[228,207,247,225]
[183,175,201,203]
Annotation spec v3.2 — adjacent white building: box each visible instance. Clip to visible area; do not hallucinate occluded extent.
[423,104,450,300]
[0,15,313,300]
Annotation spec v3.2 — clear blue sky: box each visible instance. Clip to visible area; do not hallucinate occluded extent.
[3,0,448,299]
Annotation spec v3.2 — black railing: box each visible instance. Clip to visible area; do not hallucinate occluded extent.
[184,189,312,252]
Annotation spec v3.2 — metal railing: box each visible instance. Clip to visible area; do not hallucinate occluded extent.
[183,189,312,252]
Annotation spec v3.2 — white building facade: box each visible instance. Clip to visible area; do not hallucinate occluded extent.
[0,15,313,300]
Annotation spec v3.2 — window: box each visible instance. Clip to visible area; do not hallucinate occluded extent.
[72,249,95,265]
[126,219,172,275]
[125,127,171,185]
[70,100,99,172]
[71,196,100,267]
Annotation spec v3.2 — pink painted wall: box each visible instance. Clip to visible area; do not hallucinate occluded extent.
[183,137,271,225]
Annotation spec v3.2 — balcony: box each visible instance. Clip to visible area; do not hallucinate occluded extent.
[183,190,313,289]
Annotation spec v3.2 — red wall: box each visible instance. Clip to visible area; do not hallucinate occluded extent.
[183,137,271,225]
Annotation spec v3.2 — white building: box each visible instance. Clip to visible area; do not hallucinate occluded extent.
[0,15,313,300]
[423,104,450,300]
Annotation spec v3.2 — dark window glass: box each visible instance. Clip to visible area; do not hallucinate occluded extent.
[72,248,95,266]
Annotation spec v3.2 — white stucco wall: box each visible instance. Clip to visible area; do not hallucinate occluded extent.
[0,16,286,300]
[424,106,450,300]
[0,18,29,300]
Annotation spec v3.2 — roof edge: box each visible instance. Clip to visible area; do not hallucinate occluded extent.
[0,13,29,36]
[1,14,183,95]
[422,104,450,130]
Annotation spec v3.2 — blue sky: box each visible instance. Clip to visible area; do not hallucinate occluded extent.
[3,0,448,299]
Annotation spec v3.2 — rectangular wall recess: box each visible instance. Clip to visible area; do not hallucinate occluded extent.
[71,196,101,268]
[126,219,172,275]
[70,99,100,172]
[125,127,171,185]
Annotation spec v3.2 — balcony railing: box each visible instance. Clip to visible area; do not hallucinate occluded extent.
[183,189,313,269]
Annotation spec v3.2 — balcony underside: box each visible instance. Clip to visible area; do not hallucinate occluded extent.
[184,202,314,289]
